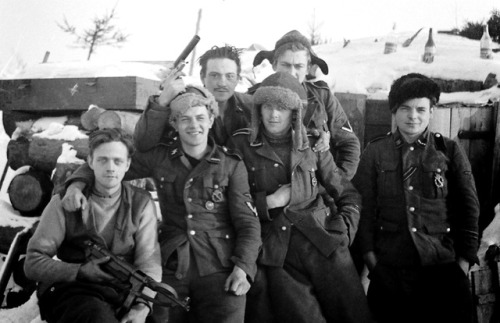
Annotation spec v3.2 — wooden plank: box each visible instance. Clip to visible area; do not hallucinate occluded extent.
[429,106,451,137]
[1,77,160,112]
[491,102,500,208]
[450,105,471,155]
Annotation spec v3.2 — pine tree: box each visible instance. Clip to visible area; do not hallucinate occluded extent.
[58,7,128,60]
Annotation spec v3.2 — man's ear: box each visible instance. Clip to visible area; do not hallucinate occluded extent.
[87,155,94,170]
[170,119,179,131]
[200,72,206,86]
[125,157,131,172]
[272,62,278,72]
[429,106,434,119]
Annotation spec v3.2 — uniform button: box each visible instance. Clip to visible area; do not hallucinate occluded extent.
[252,183,256,186]
[187,198,192,202]
[274,163,279,167]
[159,185,164,189]
[409,206,415,212]
[160,177,165,181]
[281,226,287,231]
[436,133,441,137]
[408,186,413,190]
[411,227,417,232]
[189,178,193,182]
[50,287,55,292]
[214,184,219,189]
[291,171,295,176]
[187,214,193,219]
[409,146,415,151]
[175,273,183,279]
[251,167,255,171]
[225,234,230,239]
[189,230,196,235]
[436,168,441,173]
[380,226,384,230]
[446,227,451,232]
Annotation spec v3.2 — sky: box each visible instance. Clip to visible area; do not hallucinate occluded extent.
[0,0,498,70]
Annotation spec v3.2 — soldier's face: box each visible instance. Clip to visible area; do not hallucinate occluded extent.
[174,105,214,149]
[88,141,130,195]
[394,97,433,143]
[261,102,292,137]
[273,50,310,84]
[201,58,239,104]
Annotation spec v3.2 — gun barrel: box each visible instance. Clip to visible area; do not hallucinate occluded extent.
[173,35,200,68]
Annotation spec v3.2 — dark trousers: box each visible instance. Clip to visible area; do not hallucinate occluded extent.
[267,228,373,323]
[245,266,274,323]
[367,262,473,323]
[151,252,245,323]
[38,282,121,323]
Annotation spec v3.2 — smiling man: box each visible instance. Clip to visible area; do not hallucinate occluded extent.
[62,86,261,323]
[353,73,480,323]
[134,45,252,151]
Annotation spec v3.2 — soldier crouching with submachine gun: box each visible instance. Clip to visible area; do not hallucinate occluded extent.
[24,128,185,323]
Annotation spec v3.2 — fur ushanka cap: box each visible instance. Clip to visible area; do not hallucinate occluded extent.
[252,30,329,75]
[168,85,218,123]
[250,72,309,150]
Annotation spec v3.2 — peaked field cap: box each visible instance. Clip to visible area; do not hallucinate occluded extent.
[253,72,307,110]
[252,30,329,75]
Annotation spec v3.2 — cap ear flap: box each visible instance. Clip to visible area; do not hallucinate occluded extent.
[253,50,275,67]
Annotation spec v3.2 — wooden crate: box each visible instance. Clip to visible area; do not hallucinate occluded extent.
[470,264,500,323]
[0,76,161,112]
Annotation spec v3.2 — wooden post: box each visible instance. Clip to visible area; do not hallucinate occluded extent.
[491,101,500,208]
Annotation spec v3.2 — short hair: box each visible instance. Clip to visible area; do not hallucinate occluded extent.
[388,73,441,113]
[88,128,135,158]
[198,45,242,77]
[273,42,311,65]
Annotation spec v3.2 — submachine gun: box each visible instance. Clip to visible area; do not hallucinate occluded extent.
[85,240,190,316]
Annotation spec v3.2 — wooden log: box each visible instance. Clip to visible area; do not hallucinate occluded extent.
[7,137,32,170]
[7,169,53,217]
[80,105,105,131]
[28,137,89,173]
[97,110,141,135]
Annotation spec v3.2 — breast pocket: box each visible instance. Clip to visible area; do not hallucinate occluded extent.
[376,160,400,197]
[421,161,448,199]
[153,171,181,204]
[200,174,229,213]
[296,161,319,199]
[248,163,282,194]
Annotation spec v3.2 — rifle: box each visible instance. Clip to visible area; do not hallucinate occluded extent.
[160,35,200,90]
[85,240,190,317]
[173,34,200,72]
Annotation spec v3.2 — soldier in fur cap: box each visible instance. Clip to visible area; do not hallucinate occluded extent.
[230,72,372,323]
[353,73,479,323]
[250,30,360,180]
[61,85,262,323]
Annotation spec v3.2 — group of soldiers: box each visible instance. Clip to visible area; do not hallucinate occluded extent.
[23,30,480,323]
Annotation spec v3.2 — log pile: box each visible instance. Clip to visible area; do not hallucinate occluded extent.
[4,105,143,217]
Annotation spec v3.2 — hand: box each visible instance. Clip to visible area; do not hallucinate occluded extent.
[120,303,149,323]
[77,257,115,283]
[266,184,291,209]
[158,67,186,107]
[363,251,378,271]
[224,266,250,296]
[62,182,88,211]
[312,131,330,153]
[457,257,469,276]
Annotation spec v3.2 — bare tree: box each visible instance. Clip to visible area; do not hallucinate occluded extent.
[58,7,128,60]
[308,9,324,45]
